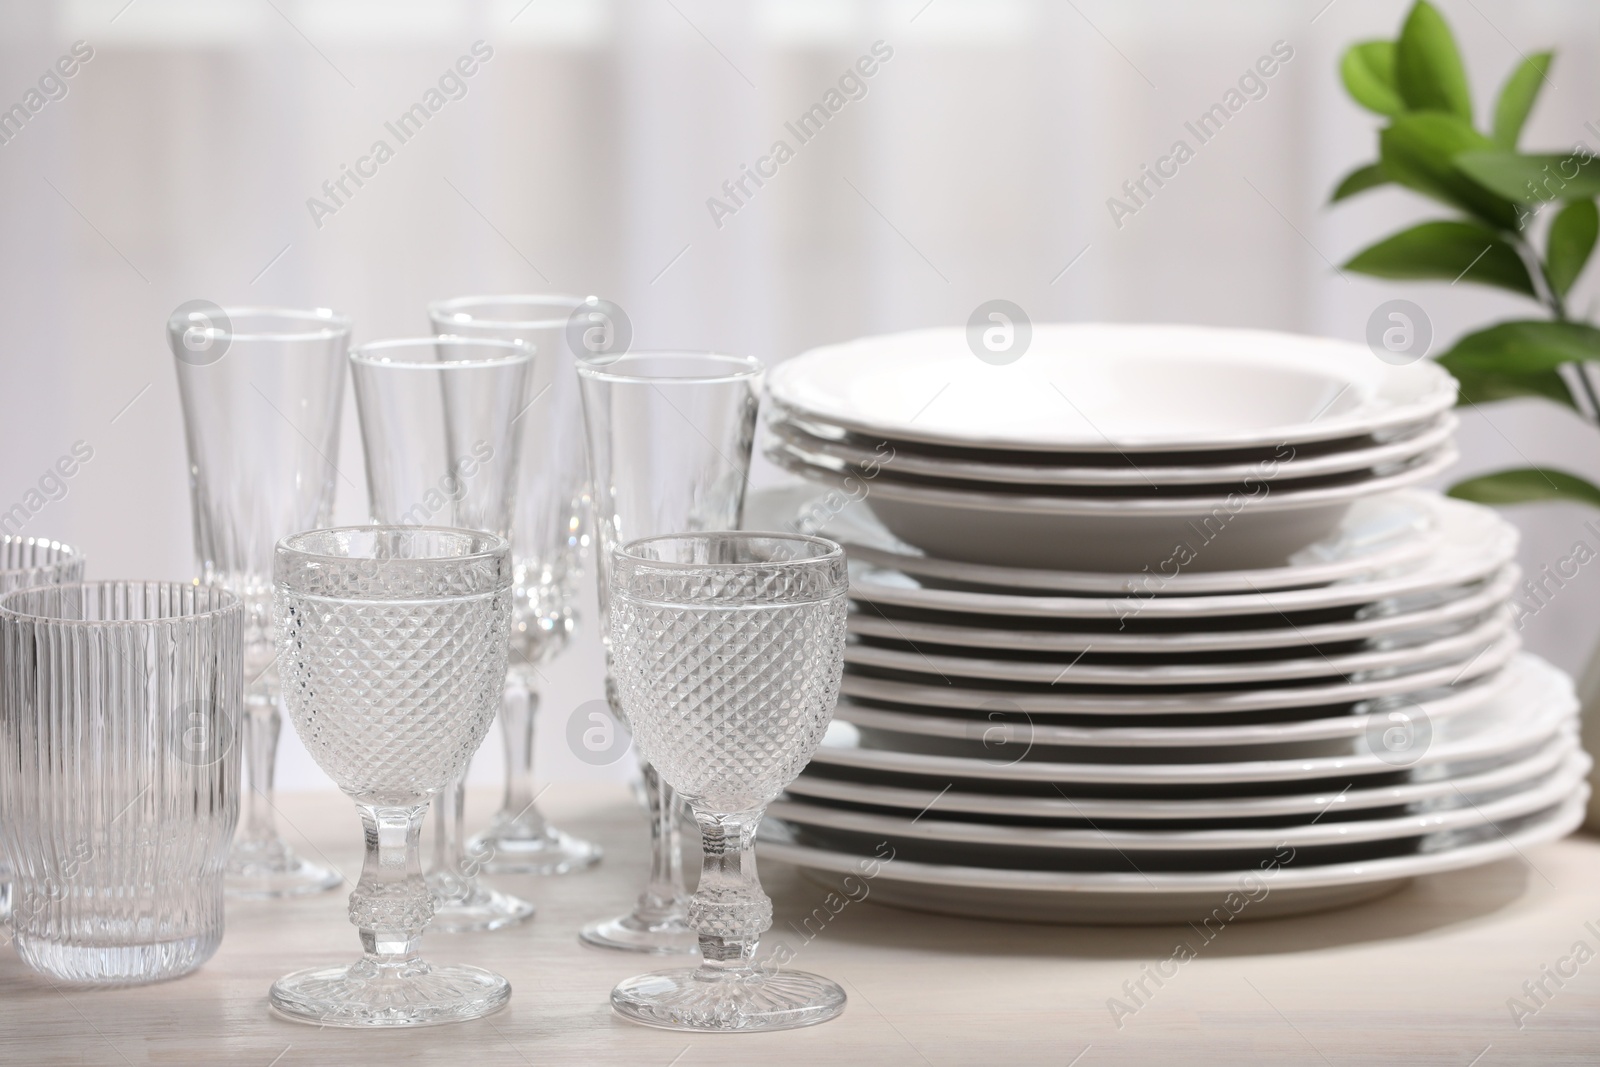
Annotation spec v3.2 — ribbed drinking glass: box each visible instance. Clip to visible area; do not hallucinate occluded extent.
[608,532,849,1031]
[0,581,242,985]
[169,304,348,899]
[428,294,602,876]
[577,352,762,955]
[269,526,514,1027]
[349,336,535,932]
[0,535,85,919]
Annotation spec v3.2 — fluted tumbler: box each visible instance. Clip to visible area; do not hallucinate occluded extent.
[0,581,242,985]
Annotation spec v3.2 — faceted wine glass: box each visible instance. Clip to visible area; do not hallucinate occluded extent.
[428,295,600,876]
[578,353,763,955]
[169,305,348,900]
[269,526,514,1027]
[349,335,536,931]
[608,532,849,1032]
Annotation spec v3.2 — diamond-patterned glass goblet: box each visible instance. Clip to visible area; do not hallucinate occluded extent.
[608,532,849,1032]
[269,526,514,1028]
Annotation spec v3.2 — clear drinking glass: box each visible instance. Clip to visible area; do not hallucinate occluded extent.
[349,336,536,932]
[269,526,514,1027]
[608,533,849,1031]
[0,536,85,919]
[428,295,602,876]
[169,305,348,899]
[0,581,242,985]
[577,353,763,955]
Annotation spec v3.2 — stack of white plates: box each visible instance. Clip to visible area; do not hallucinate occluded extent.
[749,324,1586,924]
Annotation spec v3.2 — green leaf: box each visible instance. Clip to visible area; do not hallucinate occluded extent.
[1380,113,1522,230]
[1492,51,1553,149]
[1343,220,1534,296]
[1331,162,1391,202]
[1546,199,1599,297]
[1449,468,1600,510]
[1395,1,1473,121]
[1436,319,1600,411]
[1456,151,1600,202]
[1341,41,1403,116]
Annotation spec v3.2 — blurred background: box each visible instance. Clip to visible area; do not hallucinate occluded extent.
[2,0,1597,791]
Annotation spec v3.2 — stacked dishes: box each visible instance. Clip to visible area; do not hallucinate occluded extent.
[750,324,1586,924]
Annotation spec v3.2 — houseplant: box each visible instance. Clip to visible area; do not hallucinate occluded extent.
[1333,0,1600,825]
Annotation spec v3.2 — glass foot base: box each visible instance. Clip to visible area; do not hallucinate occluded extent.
[226,839,342,899]
[16,931,219,986]
[468,824,602,876]
[580,911,699,955]
[611,967,846,1032]
[428,877,536,934]
[270,958,510,1028]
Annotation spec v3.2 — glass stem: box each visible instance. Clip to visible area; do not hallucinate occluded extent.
[239,688,281,846]
[689,806,770,973]
[430,778,472,897]
[635,760,688,922]
[350,803,431,965]
[495,676,548,836]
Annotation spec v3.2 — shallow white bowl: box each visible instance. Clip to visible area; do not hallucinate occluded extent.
[768,323,1458,453]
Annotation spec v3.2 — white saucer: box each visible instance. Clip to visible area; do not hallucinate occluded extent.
[845,607,1510,688]
[757,792,1584,924]
[833,649,1521,749]
[846,496,1515,620]
[841,630,1518,716]
[847,566,1516,654]
[821,651,1562,782]
[785,729,1575,821]
[770,750,1588,853]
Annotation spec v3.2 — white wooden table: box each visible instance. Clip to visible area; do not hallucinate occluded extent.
[4,783,1599,1065]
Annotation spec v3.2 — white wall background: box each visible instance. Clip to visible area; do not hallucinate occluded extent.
[2,0,1599,791]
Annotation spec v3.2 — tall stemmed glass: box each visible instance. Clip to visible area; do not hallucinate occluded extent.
[169,305,348,899]
[608,532,849,1032]
[577,353,762,954]
[0,535,86,920]
[349,336,536,933]
[427,295,601,875]
[269,526,514,1027]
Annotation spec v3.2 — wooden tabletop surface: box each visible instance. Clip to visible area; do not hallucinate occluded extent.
[3,782,1599,1066]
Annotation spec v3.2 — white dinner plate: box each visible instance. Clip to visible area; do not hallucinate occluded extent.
[846,496,1514,621]
[765,411,1459,487]
[846,607,1509,688]
[832,650,1522,749]
[767,324,1458,452]
[786,729,1575,821]
[780,445,1458,571]
[753,486,1446,596]
[768,412,1459,489]
[822,651,1562,781]
[757,792,1584,923]
[841,629,1517,715]
[770,750,1588,854]
[847,566,1515,654]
